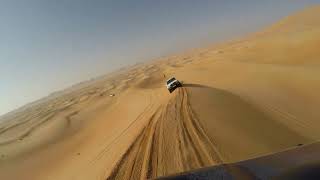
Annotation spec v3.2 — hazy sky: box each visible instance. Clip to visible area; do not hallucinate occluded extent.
[0,0,319,116]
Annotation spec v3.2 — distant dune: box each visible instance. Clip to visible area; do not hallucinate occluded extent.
[0,5,320,180]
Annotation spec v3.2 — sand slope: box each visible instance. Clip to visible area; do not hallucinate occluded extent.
[108,88,222,179]
[1,5,320,180]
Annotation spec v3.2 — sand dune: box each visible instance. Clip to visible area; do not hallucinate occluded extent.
[108,88,222,179]
[0,5,320,180]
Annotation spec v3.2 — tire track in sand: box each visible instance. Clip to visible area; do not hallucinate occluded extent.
[107,88,222,180]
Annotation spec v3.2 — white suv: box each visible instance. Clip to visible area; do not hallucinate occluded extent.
[166,77,182,93]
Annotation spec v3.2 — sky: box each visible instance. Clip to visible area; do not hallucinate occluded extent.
[0,0,320,116]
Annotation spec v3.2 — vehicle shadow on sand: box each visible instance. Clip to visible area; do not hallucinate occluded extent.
[182,83,208,88]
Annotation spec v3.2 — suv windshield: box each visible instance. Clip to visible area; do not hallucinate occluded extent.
[167,78,176,84]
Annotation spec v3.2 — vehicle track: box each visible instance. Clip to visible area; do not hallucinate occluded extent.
[107,88,222,180]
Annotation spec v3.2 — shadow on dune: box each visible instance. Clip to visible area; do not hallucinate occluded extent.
[182,83,208,88]
[158,83,316,180]
[181,83,310,162]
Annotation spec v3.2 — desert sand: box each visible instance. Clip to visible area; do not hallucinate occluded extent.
[0,5,320,180]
